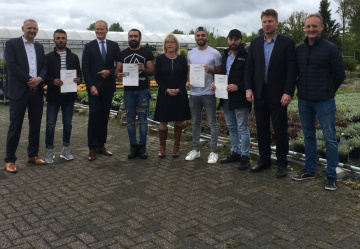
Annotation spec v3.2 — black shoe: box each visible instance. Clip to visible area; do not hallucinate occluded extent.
[238,156,250,171]
[128,144,139,159]
[139,144,148,159]
[292,168,315,181]
[276,166,287,178]
[249,161,271,172]
[221,152,241,164]
[325,178,337,191]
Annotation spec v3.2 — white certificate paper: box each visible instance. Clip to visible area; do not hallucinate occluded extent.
[214,74,228,99]
[60,70,77,93]
[190,64,205,87]
[123,63,139,86]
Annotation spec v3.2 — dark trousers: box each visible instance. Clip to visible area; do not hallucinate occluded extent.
[87,90,114,150]
[5,90,44,163]
[254,86,289,167]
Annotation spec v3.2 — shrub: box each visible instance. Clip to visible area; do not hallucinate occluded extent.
[343,58,357,72]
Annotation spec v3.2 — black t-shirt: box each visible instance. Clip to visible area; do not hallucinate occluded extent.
[117,47,154,91]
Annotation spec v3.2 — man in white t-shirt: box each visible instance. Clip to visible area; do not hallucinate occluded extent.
[185,26,222,164]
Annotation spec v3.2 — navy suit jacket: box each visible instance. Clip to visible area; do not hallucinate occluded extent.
[4,36,47,100]
[244,34,296,103]
[82,39,120,93]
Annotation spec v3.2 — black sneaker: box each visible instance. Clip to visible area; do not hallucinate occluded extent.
[221,152,241,164]
[238,156,250,171]
[292,168,315,181]
[325,178,337,191]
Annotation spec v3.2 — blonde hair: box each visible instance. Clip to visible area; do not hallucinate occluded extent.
[162,34,180,54]
[305,13,324,24]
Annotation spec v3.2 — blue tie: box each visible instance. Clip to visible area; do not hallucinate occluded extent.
[101,41,106,62]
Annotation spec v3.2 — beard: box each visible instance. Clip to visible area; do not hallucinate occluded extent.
[56,42,66,50]
[129,40,140,48]
[197,40,207,47]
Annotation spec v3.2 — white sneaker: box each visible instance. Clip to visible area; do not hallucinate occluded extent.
[207,152,218,164]
[185,150,200,161]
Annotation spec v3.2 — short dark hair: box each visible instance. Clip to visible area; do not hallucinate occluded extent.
[53,29,67,38]
[128,29,141,38]
[261,9,278,21]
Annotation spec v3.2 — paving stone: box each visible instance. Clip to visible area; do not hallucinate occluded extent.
[0,104,359,248]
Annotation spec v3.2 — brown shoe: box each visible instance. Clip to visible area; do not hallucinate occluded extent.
[159,129,168,158]
[172,125,183,158]
[88,149,96,161]
[5,162,17,173]
[27,157,47,165]
[97,147,112,156]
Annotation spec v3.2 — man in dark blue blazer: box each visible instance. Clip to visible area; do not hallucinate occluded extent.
[4,19,47,173]
[82,20,121,161]
[244,9,296,178]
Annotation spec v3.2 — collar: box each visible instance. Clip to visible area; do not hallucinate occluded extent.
[263,33,278,43]
[97,38,107,44]
[22,35,34,44]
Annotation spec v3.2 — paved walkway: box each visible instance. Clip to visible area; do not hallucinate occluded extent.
[0,104,359,248]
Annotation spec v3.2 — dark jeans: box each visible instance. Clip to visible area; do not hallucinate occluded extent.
[5,90,44,162]
[45,95,75,149]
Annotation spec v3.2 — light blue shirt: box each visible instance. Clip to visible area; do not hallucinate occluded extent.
[22,36,37,78]
[263,33,277,83]
[226,50,237,76]
[97,38,107,53]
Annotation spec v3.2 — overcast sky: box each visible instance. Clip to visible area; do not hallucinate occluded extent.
[0,0,341,37]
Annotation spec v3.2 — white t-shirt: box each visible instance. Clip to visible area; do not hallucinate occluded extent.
[187,46,222,96]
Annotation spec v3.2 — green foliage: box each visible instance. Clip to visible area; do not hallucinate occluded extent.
[188,29,195,34]
[343,58,357,71]
[172,29,185,34]
[144,43,156,52]
[109,22,124,32]
[278,11,307,44]
[345,71,359,79]
[87,22,95,30]
[319,0,342,49]
[179,49,187,57]
[242,32,259,43]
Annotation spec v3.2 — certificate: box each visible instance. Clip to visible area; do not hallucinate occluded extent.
[190,64,205,87]
[122,63,139,86]
[214,74,228,99]
[60,70,77,93]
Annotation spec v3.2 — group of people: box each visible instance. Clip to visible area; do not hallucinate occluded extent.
[3,8,345,191]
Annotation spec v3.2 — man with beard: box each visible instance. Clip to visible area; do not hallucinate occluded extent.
[44,29,82,163]
[4,19,47,173]
[115,29,154,159]
[244,9,296,178]
[82,20,121,161]
[211,29,252,170]
[185,27,221,164]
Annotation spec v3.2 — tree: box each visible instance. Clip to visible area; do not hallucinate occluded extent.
[335,0,352,53]
[286,11,308,44]
[109,22,124,32]
[319,0,342,49]
[87,22,95,30]
[188,29,195,34]
[172,29,185,34]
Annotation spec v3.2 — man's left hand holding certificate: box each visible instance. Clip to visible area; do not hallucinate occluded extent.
[214,74,228,99]
[60,70,78,93]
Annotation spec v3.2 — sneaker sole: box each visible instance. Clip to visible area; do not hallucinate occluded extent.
[291,176,315,181]
[185,155,200,161]
[325,186,337,191]
[60,155,74,161]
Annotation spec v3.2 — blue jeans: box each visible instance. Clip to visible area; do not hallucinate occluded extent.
[124,89,150,145]
[222,100,250,157]
[189,95,219,152]
[298,98,338,179]
[45,95,75,149]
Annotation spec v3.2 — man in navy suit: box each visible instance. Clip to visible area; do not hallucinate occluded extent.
[82,20,121,161]
[244,9,296,178]
[4,19,47,173]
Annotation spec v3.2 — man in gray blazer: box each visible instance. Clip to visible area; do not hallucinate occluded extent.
[4,19,47,173]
